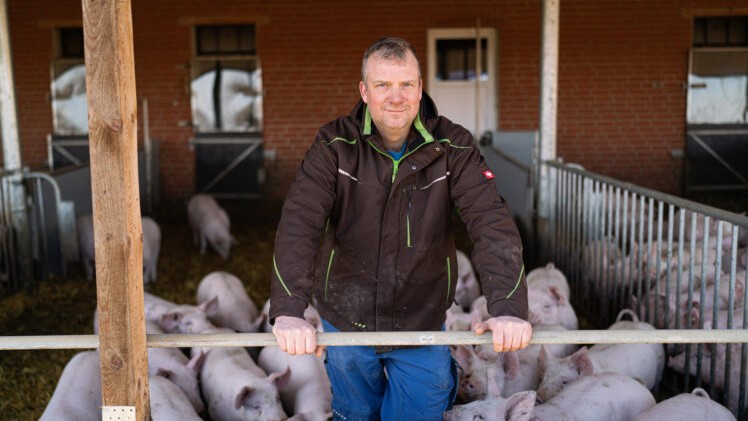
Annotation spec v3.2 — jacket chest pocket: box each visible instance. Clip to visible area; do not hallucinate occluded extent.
[403,181,450,251]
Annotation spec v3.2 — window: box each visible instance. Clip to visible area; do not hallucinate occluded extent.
[191,24,262,133]
[50,28,88,136]
[435,38,488,81]
[688,17,748,125]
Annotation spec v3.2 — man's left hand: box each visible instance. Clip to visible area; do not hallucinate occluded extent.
[474,316,532,353]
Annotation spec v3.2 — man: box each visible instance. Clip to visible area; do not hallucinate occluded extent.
[270,37,531,420]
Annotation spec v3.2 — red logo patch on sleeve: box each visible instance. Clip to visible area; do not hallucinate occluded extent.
[483,170,495,179]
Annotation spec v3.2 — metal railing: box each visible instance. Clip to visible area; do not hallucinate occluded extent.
[543,159,748,418]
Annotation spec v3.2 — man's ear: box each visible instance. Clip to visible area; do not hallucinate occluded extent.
[359,81,368,103]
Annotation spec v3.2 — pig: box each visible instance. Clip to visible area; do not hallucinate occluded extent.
[198,339,291,421]
[455,250,481,311]
[530,373,656,421]
[528,286,579,330]
[257,345,332,420]
[188,194,237,259]
[443,388,536,421]
[452,344,518,402]
[582,237,640,289]
[145,321,205,414]
[633,387,736,421]
[500,324,577,397]
[527,262,570,299]
[669,342,746,415]
[39,351,102,421]
[536,310,663,402]
[76,214,95,281]
[144,291,218,334]
[197,271,263,333]
[446,302,473,332]
[142,216,161,284]
[149,375,204,421]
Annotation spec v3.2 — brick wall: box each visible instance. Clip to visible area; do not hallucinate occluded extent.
[5,0,740,199]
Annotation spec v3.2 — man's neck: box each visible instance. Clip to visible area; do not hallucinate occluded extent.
[380,128,409,152]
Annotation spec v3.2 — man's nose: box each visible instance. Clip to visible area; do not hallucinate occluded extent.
[389,86,405,102]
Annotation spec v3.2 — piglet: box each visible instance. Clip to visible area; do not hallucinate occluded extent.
[527,262,570,299]
[188,194,237,259]
[527,286,578,330]
[258,346,332,420]
[142,291,218,333]
[149,375,203,421]
[39,351,102,421]
[197,271,263,333]
[633,387,736,421]
[142,216,161,284]
[531,373,655,421]
[198,334,291,421]
[443,388,536,421]
[536,309,663,402]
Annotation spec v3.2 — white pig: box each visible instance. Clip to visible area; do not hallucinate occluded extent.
[443,388,536,421]
[142,216,162,284]
[146,321,205,414]
[530,373,656,421]
[446,302,473,332]
[149,375,204,421]
[76,214,95,281]
[455,250,481,310]
[258,346,332,420]
[199,341,291,421]
[144,291,218,334]
[537,310,663,402]
[39,351,102,421]
[633,387,736,421]
[197,271,263,333]
[188,194,237,259]
[527,262,570,299]
[528,286,579,330]
[453,344,518,402]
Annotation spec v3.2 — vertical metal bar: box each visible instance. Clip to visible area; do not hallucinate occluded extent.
[547,165,557,265]
[684,211,698,392]
[663,205,674,331]
[653,201,663,331]
[618,190,629,312]
[724,224,738,413]
[696,215,711,389]
[739,266,748,421]
[582,177,592,306]
[709,221,724,396]
[636,194,645,321]
[33,178,49,281]
[644,198,654,324]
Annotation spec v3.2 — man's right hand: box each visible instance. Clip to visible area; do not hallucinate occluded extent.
[272,315,323,356]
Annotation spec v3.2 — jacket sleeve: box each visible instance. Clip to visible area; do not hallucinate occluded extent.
[269,132,338,323]
[446,126,528,321]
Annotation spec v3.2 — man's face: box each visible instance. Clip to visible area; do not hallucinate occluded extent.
[359,51,422,139]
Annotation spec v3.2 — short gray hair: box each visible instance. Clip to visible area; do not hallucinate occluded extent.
[361,37,421,83]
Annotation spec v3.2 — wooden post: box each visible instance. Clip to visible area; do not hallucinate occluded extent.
[81,0,149,419]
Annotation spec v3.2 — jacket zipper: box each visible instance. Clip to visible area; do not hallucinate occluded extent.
[446,256,452,307]
[406,188,413,248]
[324,249,335,301]
[366,139,431,182]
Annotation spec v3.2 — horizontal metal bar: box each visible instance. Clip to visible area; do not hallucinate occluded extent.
[544,160,748,227]
[3,329,748,351]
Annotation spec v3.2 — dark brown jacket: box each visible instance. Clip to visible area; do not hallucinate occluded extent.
[270,94,527,340]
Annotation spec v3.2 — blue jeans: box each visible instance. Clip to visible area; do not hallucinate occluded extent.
[322,319,458,421]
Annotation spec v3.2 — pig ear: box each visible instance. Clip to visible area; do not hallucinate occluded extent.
[186,349,206,373]
[200,297,219,318]
[502,351,519,379]
[452,345,473,372]
[234,386,255,410]
[538,345,548,370]
[549,286,566,305]
[570,348,593,377]
[268,365,292,391]
[503,390,537,421]
[485,366,503,398]
[160,312,182,331]
[545,262,555,269]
